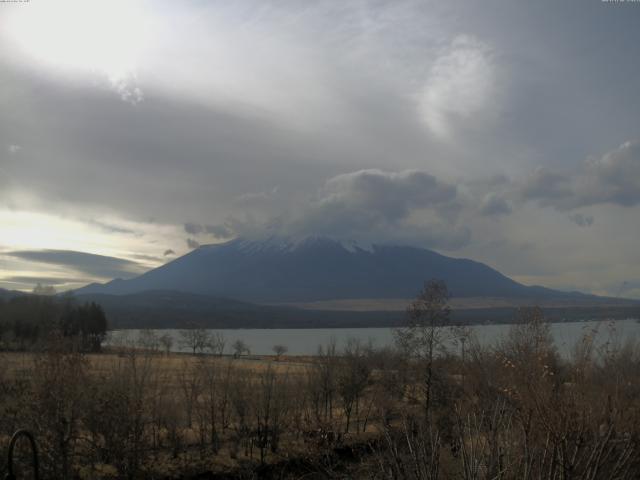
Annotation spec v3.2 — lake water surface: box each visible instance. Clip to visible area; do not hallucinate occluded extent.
[108,318,640,357]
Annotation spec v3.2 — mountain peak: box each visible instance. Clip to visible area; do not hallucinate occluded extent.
[202,235,376,255]
[74,235,580,303]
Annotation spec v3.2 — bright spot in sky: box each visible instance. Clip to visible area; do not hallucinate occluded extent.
[5,0,151,86]
[0,209,180,290]
[0,210,121,254]
[419,35,495,139]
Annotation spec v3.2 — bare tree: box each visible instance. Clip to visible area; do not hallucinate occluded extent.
[82,347,157,478]
[137,329,159,352]
[232,339,250,358]
[253,365,291,463]
[194,356,233,451]
[338,338,372,433]
[395,279,451,420]
[272,344,288,360]
[159,332,173,355]
[179,324,212,355]
[177,359,201,430]
[229,368,254,458]
[207,332,226,356]
[31,340,88,479]
[307,339,339,425]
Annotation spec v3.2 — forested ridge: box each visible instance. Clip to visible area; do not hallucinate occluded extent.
[0,294,108,352]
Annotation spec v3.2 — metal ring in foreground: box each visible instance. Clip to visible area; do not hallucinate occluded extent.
[5,430,39,480]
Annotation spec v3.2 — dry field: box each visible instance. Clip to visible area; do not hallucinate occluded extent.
[1,350,310,374]
[0,346,385,479]
[3,312,640,479]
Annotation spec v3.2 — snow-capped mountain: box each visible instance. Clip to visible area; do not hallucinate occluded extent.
[74,236,582,303]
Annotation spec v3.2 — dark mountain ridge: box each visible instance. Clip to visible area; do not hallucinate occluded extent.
[0,288,28,301]
[75,236,591,303]
[74,289,640,330]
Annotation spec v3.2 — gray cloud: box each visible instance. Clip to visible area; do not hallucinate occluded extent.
[220,169,470,250]
[88,220,138,235]
[184,222,234,239]
[616,280,640,298]
[519,141,640,210]
[235,186,280,206]
[184,222,204,235]
[5,250,146,279]
[204,224,234,239]
[480,193,512,216]
[0,0,521,229]
[576,140,640,207]
[164,249,176,256]
[520,167,572,204]
[315,169,456,222]
[281,169,460,243]
[1,1,640,297]
[186,238,200,249]
[569,213,594,227]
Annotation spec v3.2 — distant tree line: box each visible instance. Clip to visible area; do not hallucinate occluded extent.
[0,294,108,351]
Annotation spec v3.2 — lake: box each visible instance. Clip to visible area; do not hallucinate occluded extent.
[107,318,640,357]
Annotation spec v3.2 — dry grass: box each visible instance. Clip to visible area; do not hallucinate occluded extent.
[1,350,309,378]
[4,316,640,479]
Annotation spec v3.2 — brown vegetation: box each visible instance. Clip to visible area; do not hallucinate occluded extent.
[2,287,640,478]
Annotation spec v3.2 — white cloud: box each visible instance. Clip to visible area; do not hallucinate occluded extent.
[3,0,149,104]
[7,144,21,154]
[112,76,144,105]
[419,35,496,139]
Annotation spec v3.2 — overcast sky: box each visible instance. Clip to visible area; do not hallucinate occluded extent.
[1,0,640,298]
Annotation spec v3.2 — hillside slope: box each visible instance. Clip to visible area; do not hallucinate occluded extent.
[75,236,592,303]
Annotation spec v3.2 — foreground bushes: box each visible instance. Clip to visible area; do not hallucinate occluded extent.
[2,314,640,479]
